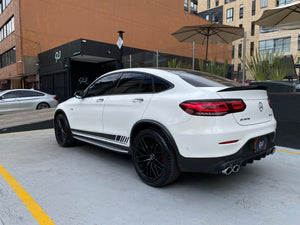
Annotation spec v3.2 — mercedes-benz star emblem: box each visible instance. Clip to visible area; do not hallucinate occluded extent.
[258,102,263,112]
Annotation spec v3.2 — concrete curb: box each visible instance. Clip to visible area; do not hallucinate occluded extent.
[0,119,54,134]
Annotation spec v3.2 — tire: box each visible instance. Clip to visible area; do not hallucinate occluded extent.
[36,102,50,110]
[132,129,181,187]
[54,113,76,147]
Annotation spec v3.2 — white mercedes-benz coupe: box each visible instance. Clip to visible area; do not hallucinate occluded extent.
[54,68,276,187]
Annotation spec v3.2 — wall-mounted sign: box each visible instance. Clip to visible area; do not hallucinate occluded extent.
[54,50,62,63]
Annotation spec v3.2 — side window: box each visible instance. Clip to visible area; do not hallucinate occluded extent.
[112,73,153,94]
[153,77,172,93]
[3,91,20,99]
[85,73,120,97]
[19,91,44,97]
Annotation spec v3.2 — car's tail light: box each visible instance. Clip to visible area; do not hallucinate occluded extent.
[179,99,246,116]
[268,99,272,108]
[54,96,58,100]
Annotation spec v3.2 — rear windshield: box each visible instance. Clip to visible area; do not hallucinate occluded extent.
[167,70,243,87]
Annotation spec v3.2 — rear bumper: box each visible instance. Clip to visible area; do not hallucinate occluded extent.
[177,132,276,174]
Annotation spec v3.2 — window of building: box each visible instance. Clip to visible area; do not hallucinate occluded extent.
[226,8,233,22]
[261,0,268,8]
[238,63,241,72]
[276,0,292,7]
[275,37,290,52]
[250,42,254,56]
[238,44,242,58]
[212,13,216,22]
[0,0,12,15]
[207,0,210,9]
[260,27,279,34]
[215,0,219,6]
[0,16,15,42]
[206,14,210,20]
[239,4,244,19]
[259,37,291,54]
[252,1,256,16]
[232,45,235,59]
[184,0,188,11]
[251,22,255,36]
[0,47,16,68]
[190,0,198,14]
[225,0,236,3]
[298,35,300,51]
[239,24,243,28]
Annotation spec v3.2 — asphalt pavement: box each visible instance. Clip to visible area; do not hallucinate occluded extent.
[0,129,299,225]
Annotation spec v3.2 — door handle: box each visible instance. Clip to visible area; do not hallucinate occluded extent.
[96,98,104,103]
[132,98,144,103]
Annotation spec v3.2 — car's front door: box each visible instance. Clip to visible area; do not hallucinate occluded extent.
[102,72,153,146]
[0,91,21,113]
[68,73,121,136]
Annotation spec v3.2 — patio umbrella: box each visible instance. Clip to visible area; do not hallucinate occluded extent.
[172,23,244,62]
[255,1,300,30]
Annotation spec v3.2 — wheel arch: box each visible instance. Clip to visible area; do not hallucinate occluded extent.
[54,109,67,120]
[130,120,180,157]
[36,102,50,109]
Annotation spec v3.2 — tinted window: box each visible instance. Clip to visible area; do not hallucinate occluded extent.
[2,91,20,99]
[19,90,44,97]
[85,73,120,97]
[112,73,153,94]
[167,70,243,87]
[153,77,172,93]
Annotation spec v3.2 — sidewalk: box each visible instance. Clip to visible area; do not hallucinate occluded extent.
[0,108,55,133]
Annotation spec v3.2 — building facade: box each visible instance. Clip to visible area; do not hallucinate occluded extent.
[0,0,232,91]
[198,0,300,80]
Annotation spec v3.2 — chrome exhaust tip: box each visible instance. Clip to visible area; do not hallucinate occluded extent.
[222,166,233,175]
[232,164,240,173]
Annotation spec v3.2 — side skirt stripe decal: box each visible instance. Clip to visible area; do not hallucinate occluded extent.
[71,129,130,144]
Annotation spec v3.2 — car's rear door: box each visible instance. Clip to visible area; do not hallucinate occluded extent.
[17,90,43,110]
[102,72,153,146]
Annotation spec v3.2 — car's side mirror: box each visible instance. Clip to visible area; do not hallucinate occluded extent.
[0,96,3,100]
[74,90,84,99]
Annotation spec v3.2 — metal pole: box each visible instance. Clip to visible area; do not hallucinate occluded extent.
[242,32,247,84]
[156,49,159,68]
[117,31,124,69]
[192,42,195,70]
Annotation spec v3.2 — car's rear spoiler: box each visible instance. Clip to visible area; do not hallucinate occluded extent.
[218,85,267,92]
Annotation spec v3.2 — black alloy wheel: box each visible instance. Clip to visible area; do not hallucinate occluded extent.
[54,113,76,147]
[132,129,180,187]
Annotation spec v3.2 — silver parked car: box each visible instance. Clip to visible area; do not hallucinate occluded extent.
[0,89,58,113]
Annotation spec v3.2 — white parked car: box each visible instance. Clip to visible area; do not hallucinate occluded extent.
[0,89,58,113]
[54,68,276,187]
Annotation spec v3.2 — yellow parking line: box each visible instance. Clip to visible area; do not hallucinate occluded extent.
[0,163,55,225]
[276,149,300,155]
[0,129,53,137]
